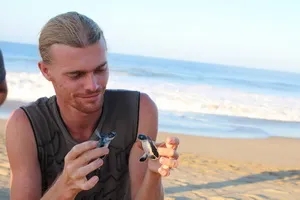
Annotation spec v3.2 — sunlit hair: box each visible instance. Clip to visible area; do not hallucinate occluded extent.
[38,11,106,64]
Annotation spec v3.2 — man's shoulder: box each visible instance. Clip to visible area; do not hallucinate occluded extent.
[105,89,140,102]
[105,89,153,99]
[6,107,31,133]
[21,95,56,109]
[105,89,156,107]
[105,89,140,95]
[7,96,56,124]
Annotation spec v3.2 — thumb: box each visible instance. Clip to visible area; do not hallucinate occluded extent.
[166,137,179,150]
[155,142,165,148]
[136,140,143,150]
[166,142,173,149]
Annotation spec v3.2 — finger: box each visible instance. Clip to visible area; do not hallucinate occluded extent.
[135,140,144,151]
[166,142,173,150]
[157,147,179,159]
[72,147,109,168]
[159,157,178,169]
[166,137,180,145]
[72,158,104,179]
[166,137,180,150]
[158,167,170,177]
[80,176,99,190]
[155,142,165,148]
[65,141,99,161]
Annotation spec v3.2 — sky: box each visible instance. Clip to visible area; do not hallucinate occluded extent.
[0,0,299,72]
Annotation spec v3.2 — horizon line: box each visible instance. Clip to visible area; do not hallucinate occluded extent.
[0,39,299,75]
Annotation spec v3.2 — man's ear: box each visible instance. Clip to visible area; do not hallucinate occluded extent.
[38,61,52,81]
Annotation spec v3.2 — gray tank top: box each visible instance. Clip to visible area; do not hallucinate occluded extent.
[20,89,140,200]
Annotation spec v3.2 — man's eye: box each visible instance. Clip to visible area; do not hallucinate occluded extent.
[96,67,107,72]
[69,72,82,79]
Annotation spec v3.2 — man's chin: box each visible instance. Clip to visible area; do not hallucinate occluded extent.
[74,98,103,114]
[77,104,102,114]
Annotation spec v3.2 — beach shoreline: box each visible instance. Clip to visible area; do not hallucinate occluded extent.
[2,97,300,140]
[1,119,300,199]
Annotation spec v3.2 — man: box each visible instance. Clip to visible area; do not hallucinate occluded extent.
[5,11,180,200]
[0,49,8,106]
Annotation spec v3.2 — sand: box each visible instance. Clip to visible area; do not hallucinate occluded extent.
[1,119,300,199]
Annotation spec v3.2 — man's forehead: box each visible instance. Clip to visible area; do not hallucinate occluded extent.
[50,41,105,58]
[50,39,105,52]
[48,43,107,71]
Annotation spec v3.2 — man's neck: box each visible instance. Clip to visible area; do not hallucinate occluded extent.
[56,99,102,142]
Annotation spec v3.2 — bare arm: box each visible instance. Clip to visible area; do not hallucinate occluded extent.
[6,109,109,200]
[6,109,42,199]
[129,92,164,200]
[0,80,7,106]
[6,109,76,200]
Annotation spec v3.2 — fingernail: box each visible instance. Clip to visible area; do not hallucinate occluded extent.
[166,170,170,176]
[159,168,167,176]
[91,176,99,184]
[95,159,103,167]
[97,158,103,164]
[162,169,167,176]
[158,167,163,174]
[159,157,165,163]
[162,165,169,169]
[103,147,109,154]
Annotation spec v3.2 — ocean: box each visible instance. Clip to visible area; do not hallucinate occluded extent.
[1,40,300,139]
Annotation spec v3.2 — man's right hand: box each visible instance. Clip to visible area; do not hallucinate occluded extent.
[59,140,109,197]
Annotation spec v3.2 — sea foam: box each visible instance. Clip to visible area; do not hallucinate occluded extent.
[6,71,300,122]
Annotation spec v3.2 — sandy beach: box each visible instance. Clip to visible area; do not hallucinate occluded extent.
[0,119,300,199]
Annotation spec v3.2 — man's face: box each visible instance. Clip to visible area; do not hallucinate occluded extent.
[40,41,109,114]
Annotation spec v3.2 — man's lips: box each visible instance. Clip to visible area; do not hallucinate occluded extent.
[80,93,100,98]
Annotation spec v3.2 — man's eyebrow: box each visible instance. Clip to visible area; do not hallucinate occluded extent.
[65,70,83,75]
[64,62,108,75]
[96,61,108,69]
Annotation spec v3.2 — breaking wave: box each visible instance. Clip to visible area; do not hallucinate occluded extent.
[6,71,300,122]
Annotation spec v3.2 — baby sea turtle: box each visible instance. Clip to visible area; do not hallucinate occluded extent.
[96,131,117,148]
[138,133,159,162]
[95,130,117,159]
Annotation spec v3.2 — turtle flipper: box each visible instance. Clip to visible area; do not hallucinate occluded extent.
[149,140,159,158]
[149,155,158,160]
[139,153,148,162]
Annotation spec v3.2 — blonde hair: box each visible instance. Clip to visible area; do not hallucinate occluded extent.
[38,11,106,64]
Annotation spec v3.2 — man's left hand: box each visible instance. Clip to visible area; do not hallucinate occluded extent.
[147,136,180,177]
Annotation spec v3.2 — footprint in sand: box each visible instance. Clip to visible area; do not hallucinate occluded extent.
[209,197,238,200]
[262,189,289,194]
[172,179,189,186]
[244,194,269,200]
[0,166,9,176]
[164,198,176,200]
[0,161,10,176]
[0,162,10,168]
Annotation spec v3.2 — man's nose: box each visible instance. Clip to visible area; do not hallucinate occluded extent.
[85,74,99,91]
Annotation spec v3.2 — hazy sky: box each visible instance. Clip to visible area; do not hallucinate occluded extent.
[0,0,299,72]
